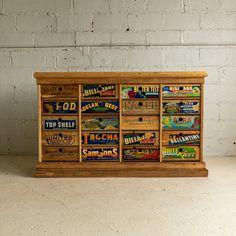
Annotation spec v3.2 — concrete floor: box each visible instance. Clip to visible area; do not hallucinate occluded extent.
[0,156,236,236]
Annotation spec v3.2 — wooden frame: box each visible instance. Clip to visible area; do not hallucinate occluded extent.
[34,72,208,177]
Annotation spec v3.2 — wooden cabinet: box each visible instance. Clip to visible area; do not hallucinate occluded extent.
[34,72,208,177]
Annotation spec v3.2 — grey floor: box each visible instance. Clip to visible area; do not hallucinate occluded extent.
[0,156,236,236]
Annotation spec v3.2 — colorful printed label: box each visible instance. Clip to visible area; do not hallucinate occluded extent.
[122,86,159,99]
[43,133,78,146]
[44,119,77,130]
[162,147,197,159]
[162,116,200,130]
[168,133,200,145]
[123,116,159,130]
[41,85,78,97]
[82,117,119,130]
[123,149,159,161]
[163,85,200,97]
[43,101,78,114]
[83,85,116,98]
[82,133,119,145]
[82,148,119,161]
[81,101,119,113]
[163,101,199,114]
[123,132,158,146]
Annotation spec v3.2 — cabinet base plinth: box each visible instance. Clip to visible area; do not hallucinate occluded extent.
[34,162,208,178]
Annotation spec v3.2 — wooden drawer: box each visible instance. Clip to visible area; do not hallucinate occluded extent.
[42,132,79,146]
[123,132,159,146]
[41,85,79,98]
[122,99,159,115]
[82,84,117,98]
[82,147,119,161]
[81,101,119,114]
[162,146,199,161]
[42,101,78,115]
[42,146,79,161]
[42,116,78,131]
[82,116,119,131]
[82,132,119,145]
[123,148,159,161]
[122,116,159,130]
[162,85,200,98]
[163,100,200,114]
[122,85,159,99]
[162,115,200,130]
[162,131,200,145]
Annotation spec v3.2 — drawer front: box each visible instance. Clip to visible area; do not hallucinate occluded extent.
[123,132,159,146]
[162,146,199,161]
[122,100,159,115]
[42,146,79,161]
[42,116,78,131]
[82,148,119,161]
[42,132,79,146]
[163,100,200,114]
[82,116,119,130]
[82,133,119,145]
[41,85,79,98]
[82,84,117,98]
[163,85,200,97]
[162,131,200,145]
[42,101,78,115]
[122,116,159,130]
[81,101,119,114]
[123,148,159,161]
[162,115,200,130]
[122,85,159,99]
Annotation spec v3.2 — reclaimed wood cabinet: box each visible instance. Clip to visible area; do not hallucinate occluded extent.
[34,72,208,177]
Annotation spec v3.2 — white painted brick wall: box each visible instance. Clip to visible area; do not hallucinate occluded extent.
[0,0,236,156]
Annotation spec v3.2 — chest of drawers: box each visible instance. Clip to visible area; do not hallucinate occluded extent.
[34,72,208,177]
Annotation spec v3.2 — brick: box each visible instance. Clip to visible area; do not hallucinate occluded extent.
[94,14,127,31]
[204,120,220,138]
[219,121,236,138]
[220,31,236,43]
[17,15,56,33]
[204,137,221,156]
[204,103,219,120]
[34,33,74,46]
[164,13,199,30]
[204,84,220,103]
[57,14,92,33]
[164,48,199,67]
[184,0,220,11]
[111,32,145,45]
[24,120,37,138]
[122,0,146,13]
[219,85,236,102]
[13,84,37,103]
[0,32,33,47]
[0,51,11,68]
[220,0,236,10]
[129,14,163,31]
[0,85,13,102]
[220,102,236,120]
[147,31,181,44]
[76,32,110,46]
[12,50,46,68]
[74,0,109,14]
[147,0,182,12]
[218,138,236,156]
[220,68,236,85]
[200,48,235,66]
[201,12,235,30]
[56,49,90,68]
[4,0,71,13]
[127,48,163,68]
[92,48,126,68]
[0,15,16,32]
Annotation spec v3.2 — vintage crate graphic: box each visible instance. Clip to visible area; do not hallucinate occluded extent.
[122,100,159,115]
[122,85,159,99]
[122,116,159,130]
[123,148,159,161]
[163,85,200,97]
[82,84,116,98]
[123,132,159,146]
[42,132,79,146]
[82,116,119,130]
[162,100,200,114]
[41,85,79,98]
[81,101,119,114]
[162,116,200,130]
[162,146,199,161]
[42,101,78,114]
[162,131,200,145]
[82,148,119,161]
[42,116,78,131]
[42,146,79,161]
[82,133,119,145]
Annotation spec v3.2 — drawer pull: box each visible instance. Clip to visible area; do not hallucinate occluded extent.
[138,86,142,91]
[179,102,183,106]
[179,133,183,136]
[179,86,183,90]
[139,117,143,122]
[98,86,102,91]
[58,87,63,92]
[99,118,103,122]
[59,148,63,153]
[178,148,183,152]
[59,133,63,138]
[98,102,102,107]
[138,102,143,106]
[58,118,62,122]
[179,117,183,121]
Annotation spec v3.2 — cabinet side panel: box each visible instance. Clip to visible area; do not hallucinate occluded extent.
[38,85,42,163]
[200,83,204,162]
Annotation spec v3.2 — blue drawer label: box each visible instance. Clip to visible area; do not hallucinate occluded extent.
[43,101,78,114]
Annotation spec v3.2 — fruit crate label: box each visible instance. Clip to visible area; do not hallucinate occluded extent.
[123,132,159,146]
[83,85,116,98]
[82,148,119,161]
[123,149,159,161]
[82,133,119,145]
[43,101,78,114]
[81,101,119,113]
[42,132,78,146]
[43,118,77,131]
[163,85,200,97]
[82,117,119,130]
[162,147,198,160]
[41,85,79,97]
